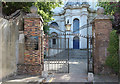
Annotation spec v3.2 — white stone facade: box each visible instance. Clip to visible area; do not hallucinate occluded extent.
[49,1,97,49]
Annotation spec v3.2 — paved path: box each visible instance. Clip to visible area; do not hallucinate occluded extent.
[51,59,88,82]
[2,75,45,84]
[44,49,88,73]
[46,49,118,83]
[94,74,119,82]
[45,49,88,82]
[48,58,118,83]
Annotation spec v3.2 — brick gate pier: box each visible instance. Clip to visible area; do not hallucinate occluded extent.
[17,6,44,76]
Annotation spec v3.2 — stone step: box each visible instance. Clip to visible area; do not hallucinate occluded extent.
[45,49,88,59]
[56,49,87,59]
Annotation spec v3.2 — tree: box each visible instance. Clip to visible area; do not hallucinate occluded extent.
[98,2,120,15]
[2,2,63,33]
[106,30,119,73]
[97,1,120,30]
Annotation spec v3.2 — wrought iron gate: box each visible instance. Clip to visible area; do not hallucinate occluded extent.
[87,23,94,73]
[43,22,94,73]
[44,36,69,73]
[87,35,94,73]
[72,22,94,73]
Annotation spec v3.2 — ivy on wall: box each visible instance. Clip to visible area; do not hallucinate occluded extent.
[106,30,119,74]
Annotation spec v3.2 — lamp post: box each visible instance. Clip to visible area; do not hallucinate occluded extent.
[65,23,71,49]
[65,24,71,31]
[65,23,71,69]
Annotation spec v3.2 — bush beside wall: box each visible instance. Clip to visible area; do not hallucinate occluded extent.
[106,30,119,74]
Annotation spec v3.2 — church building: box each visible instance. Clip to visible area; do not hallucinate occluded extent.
[48,1,97,49]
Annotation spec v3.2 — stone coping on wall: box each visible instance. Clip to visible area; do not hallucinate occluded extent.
[95,14,112,20]
[23,13,44,23]
[91,14,113,25]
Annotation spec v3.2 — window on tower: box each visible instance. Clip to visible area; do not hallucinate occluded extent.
[73,18,79,34]
[50,22,59,28]
[53,39,56,45]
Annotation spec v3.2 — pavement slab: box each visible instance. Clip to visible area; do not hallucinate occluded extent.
[1,75,45,84]
[51,59,88,82]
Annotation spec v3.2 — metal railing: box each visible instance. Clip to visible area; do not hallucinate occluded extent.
[44,36,69,73]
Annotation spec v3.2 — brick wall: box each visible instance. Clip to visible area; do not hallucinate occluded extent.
[17,17,44,75]
[24,18,42,65]
[93,18,112,74]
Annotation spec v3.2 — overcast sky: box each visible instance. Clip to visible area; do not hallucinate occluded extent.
[52,0,98,13]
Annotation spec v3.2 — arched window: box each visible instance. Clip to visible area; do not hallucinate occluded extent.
[50,32,58,48]
[53,39,56,45]
[51,32,58,37]
[50,22,59,28]
[73,19,79,34]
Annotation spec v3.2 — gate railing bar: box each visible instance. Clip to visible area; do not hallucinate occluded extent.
[65,30,66,49]
[44,60,68,73]
[88,36,94,73]
[68,38,69,73]
[47,37,69,39]
[60,37,62,50]
[44,37,69,73]
[92,37,94,73]
[87,21,90,73]
[44,60,68,63]
[58,38,60,57]
[89,38,91,72]
[91,36,94,73]
[48,38,50,58]
[87,39,89,73]
[58,34,92,38]
[41,36,43,69]
[44,59,68,61]
[49,22,92,34]
[90,37,92,72]
[73,23,92,33]
[56,37,59,73]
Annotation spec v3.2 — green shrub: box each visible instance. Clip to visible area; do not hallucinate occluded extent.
[106,30,119,73]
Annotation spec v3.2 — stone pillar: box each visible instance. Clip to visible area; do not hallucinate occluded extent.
[17,6,44,75]
[18,31,25,64]
[92,8,112,74]
[80,3,89,49]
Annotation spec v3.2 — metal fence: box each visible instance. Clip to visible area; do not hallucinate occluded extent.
[44,36,69,73]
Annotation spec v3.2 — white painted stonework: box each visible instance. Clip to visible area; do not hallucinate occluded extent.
[88,72,94,82]
[49,1,97,49]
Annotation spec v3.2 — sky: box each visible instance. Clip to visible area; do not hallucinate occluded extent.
[52,0,98,13]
